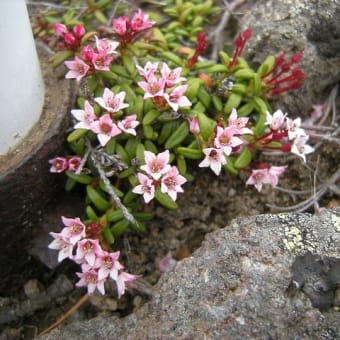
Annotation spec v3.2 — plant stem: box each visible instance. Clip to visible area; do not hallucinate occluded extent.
[86,140,137,225]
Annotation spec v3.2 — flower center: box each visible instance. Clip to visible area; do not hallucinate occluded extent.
[101,122,112,133]
[83,241,93,253]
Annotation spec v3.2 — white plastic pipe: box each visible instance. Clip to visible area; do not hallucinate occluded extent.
[0,0,45,155]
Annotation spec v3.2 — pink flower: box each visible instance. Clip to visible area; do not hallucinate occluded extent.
[140,150,171,180]
[291,134,314,162]
[60,216,86,245]
[160,63,186,88]
[265,110,286,130]
[117,114,140,135]
[158,253,177,273]
[76,268,106,295]
[96,251,124,281]
[67,156,82,172]
[94,36,119,55]
[214,126,244,156]
[286,117,304,140]
[74,238,103,266]
[199,148,227,176]
[138,77,166,100]
[64,56,90,82]
[94,88,129,114]
[90,114,122,146]
[189,116,200,135]
[161,166,187,201]
[48,232,74,262]
[132,173,156,203]
[49,157,68,173]
[91,52,113,71]
[228,108,253,135]
[112,16,129,36]
[246,168,269,192]
[137,61,159,81]
[267,165,287,186]
[130,9,155,32]
[116,271,137,298]
[246,165,286,192]
[164,85,192,111]
[71,100,98,130]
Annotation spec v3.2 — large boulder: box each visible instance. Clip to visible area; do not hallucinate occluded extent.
[241,0,340,116]
[40,208,340,339]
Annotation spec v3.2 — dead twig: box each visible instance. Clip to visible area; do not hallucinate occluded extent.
[209,0,246,61]
[269,168,340,213]
[38,293,89,336]
[85,140,137,225]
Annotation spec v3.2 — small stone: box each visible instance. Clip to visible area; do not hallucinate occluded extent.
[24,279,40,298]
[133,295,142,308]
[105,298,118,311]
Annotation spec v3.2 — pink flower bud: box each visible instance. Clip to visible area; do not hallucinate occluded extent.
[53,23,68,37]
[64,33,76,46]
[73,24,85,39]
[81,45,95,62]
[189,116,200,135]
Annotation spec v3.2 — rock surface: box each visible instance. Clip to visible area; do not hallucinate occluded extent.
[241,0,340,116]
[40,208,340,340]
[0,47,76,295]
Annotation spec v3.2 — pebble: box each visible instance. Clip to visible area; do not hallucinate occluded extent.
[24,279,41,298]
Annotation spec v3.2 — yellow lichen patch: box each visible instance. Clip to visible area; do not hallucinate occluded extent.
[283,226,304,254]
[331,214,340,232]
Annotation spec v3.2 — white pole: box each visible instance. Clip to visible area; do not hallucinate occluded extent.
[0,0,45,155]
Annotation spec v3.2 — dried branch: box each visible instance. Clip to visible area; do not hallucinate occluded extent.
[209,0,246,61]
[268,168,340,213]
[85,140,137,225]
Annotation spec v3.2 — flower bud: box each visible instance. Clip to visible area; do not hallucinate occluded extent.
[64,33,76,46]
[81,45,95,62]
[189,116,200,134]
[73,24,85,39]
[53,23,68,37]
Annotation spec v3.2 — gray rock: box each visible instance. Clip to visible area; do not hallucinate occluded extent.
[40,208,340,340]
[241,0,340,116]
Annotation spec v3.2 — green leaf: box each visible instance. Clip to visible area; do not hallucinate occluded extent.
[155,187,178,210]
[234,147,252,169]
[197,111,216,141]
[164,121,189,149]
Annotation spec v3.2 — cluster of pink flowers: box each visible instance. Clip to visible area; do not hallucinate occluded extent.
[49,156,81,173]
[264,109,314,162]
[71,88,140,146]
[261,51,305,96]
[112,9,155,46]
[133,150,187,203]
[245,109,314,191]
[48,216,136,297]
[246,164,287,192]
[198,109,253,176]
[53,23,85,50]
[137,62,192,112]
[64,34,119,82]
